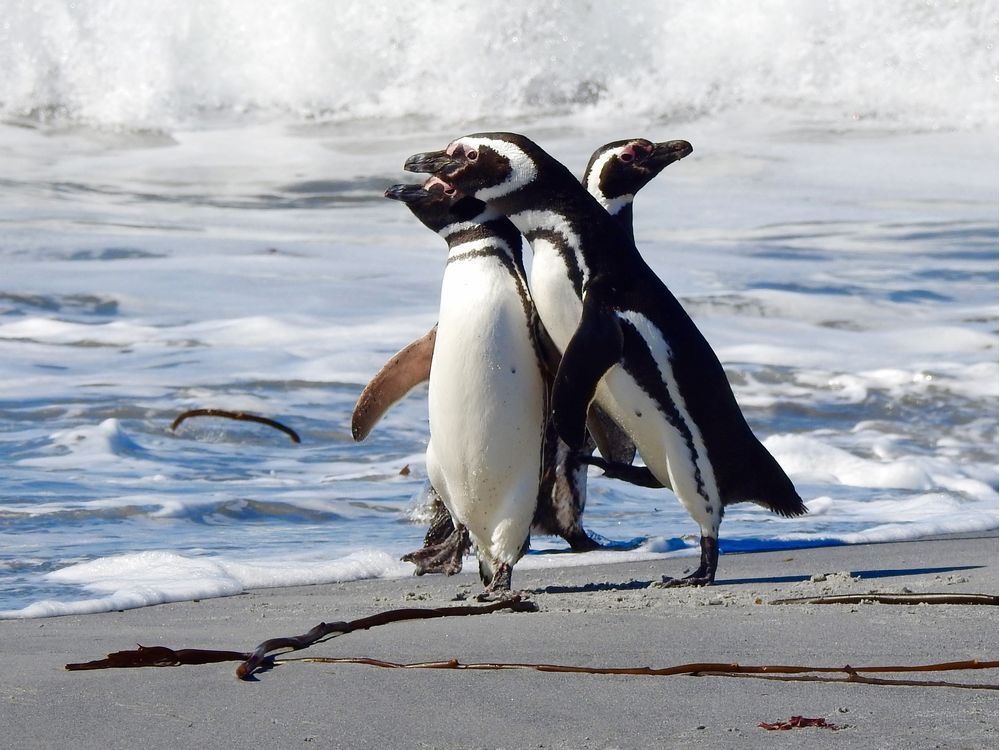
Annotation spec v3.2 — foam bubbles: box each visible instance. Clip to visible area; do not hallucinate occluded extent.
[766,434,934,490]
[0,549,410,619]
[0,1,995,130]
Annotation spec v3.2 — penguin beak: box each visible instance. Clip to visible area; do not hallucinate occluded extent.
[404,150,462,175]
[384,183,429,203]
[648,140,693,167]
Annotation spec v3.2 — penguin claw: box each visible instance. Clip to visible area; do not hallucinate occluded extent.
[659,573,714,588]
[564,531,602,552]
[476,560,515,598]
[656,535,719,587]
[475,588,530,603]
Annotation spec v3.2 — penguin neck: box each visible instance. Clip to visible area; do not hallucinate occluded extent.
[609,201,636,243]
[504,199,592,299]
[440,217,526,276]
[487,174,572,232]
[439,209,519,249]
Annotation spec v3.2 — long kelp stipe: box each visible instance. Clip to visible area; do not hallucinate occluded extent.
[770,593,999,606]
[65,598,997,689]
[287,656,998,690]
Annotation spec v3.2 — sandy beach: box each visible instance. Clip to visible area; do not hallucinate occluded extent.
[3,532,996,749]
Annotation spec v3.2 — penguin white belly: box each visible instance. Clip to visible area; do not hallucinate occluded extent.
[593,375,709,522]
[427,257,545,566]
[527,238,583,350]
[595,311,722,536]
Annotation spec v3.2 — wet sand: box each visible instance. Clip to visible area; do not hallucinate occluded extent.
[3,533,997,749]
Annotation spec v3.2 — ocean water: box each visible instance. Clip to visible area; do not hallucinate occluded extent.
[0,1,997,618]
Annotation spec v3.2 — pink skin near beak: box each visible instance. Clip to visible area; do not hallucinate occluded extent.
[423,176,454,193]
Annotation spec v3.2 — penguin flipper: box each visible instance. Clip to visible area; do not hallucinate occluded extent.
[351,325,437,441]
[586,404,636,465]
[581,455,666,489]
[553,279,623,450]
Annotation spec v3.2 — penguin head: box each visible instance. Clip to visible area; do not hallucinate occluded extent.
[584,138,692,206]
[385,178,488,234]
[404,132,542,202]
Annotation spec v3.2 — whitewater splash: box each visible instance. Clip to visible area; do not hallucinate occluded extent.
[1,0,996,130]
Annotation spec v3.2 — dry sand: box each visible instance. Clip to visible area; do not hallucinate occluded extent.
[3,533,997,749]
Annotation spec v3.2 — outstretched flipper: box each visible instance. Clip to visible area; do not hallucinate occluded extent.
[351,325,437,441]
[552,276,624,450]
[581,455,666,489]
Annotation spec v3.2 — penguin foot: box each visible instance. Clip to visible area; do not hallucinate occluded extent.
[475,588,527,603]
[660,536,718,587]
[401,524,470,576]
[659,571,714,588]
[561,526,603,552]
[475,561,514,600]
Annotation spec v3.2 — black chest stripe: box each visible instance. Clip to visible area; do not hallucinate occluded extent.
[446,244,545,379]
[619,321,709,503]
[523,228,584,298]
[446,247,531,317]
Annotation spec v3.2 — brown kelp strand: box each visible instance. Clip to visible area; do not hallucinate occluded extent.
[64,598,538,678]
[289,656,998,690]
[769,593,999,606]
[170,408,301,443]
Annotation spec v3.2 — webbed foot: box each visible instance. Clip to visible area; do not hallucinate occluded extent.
[401,524,470,576]
[560,526,603,552]
[660,535,718,587]
[475,560,515,600]
[422,493,455,547]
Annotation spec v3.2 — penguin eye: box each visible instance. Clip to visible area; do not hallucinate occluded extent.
[466,149,479,162]
[619,151,634,164]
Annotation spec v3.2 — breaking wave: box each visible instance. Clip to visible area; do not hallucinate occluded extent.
[1,0,996,130]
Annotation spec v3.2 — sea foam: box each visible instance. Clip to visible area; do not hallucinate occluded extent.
[1,1,995,131]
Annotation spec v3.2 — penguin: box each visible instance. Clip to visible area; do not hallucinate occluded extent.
[353,138,692,558]
[582,138,693,244]
[353,138,690,438]
[385,178,546,596]
[405,132,807,586]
